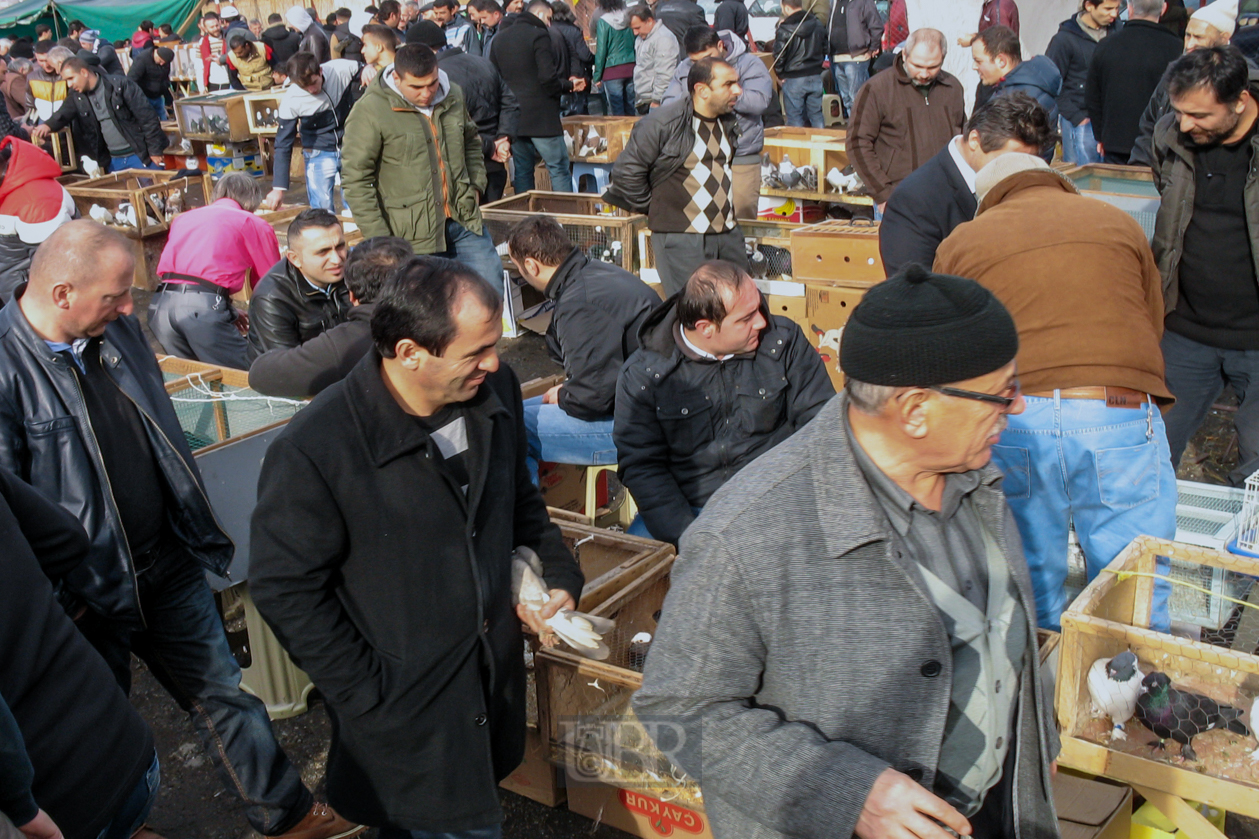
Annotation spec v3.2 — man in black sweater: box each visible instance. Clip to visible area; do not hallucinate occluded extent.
[507,215,660,479]
[1086,0,1181,163]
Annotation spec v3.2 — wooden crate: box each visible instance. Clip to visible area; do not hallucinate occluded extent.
[48,128,76,173]
[1057,536,1259,820]
[169,44,200,82]
[243,91,284,136]
[789,218,884,285]
[175,91,254,143]
[760,126,860,202]
[560,115,639,164]
[157,355,306,453]
[481,191,645,273]
[557,519,674,613]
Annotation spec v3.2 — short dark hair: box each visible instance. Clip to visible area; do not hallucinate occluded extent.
[628,4,653,21]
[372,256,502,357]
[228,33,251,50]
[965,91,1057,154]
[202,11,220,21]
[684,25,719,55]
[287,208,342,246]
[1166,45,1250,106]
[366,5,379,13]
[159,23,175,34]
[550,1,576,23]
[34,40,52,55]
[362,23,398,46]
[379,0,402,17]
[337,7,353,18]
[140,20,154,31]
[975,25,1020,63]
[678,260,751,330]
[596,0,624,11]
[507,216,575,265]
[286,51,321,86]
[268,13,283,23]
[346,237,415,303]
[60,56,90,74]
[67,20,85,32]
[395,42,439,77]
[435,0,460,9]
[526,0,552,15]
[688,56,730,95]
[35,24,50,35]
[470,0,503,12]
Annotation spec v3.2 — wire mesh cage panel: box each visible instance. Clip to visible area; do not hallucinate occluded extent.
[1179,480,1246,551]
[1233,472,1259,555]
[481,192,646,273]
[1058,537,1259,817]
[158,357,305,452]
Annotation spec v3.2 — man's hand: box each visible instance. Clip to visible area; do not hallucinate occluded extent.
[1097,142,1104,156]
[516,588,577,644]
[542,383,562,404]
[570,76,588,92]
[28,124,50,141]
[877,201,887,214]
[492,136,511,163]
[234,307,250,336]
[18,810,64,839]
[151,155,165,167]
[957,32,978,47]
[361,64,379,86]
[855,768,971,839]
[259,188,286,211]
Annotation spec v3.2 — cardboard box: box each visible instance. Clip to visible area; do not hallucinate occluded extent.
[538,462,588,514]
[1053,772,1132,839]
[566,781,714,839]
[501,272,525,338]
[1130,800,1226,839]
[802,283,867,391]
[765,293,805,323]
[757,196,826,224]
[500,726,565,807]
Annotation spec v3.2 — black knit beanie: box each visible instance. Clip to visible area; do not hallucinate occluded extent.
[840,263,1019,386]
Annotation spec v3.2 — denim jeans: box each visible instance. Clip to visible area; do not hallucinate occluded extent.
[990,394,1176,632]
[831,59,869,116]
[436,218,504,291]
[601,77,635,116]
[512,135,573,194]
[147,95,168,121]
[79,554,311,835]
[110,154,156,172]
[1161,328,1259,486]
[1059,117,1101,166]
[781,74,825,128]
[379,825,502,839]
[523,395,617,483]
[96,752,160,839]
[303,148,341,211]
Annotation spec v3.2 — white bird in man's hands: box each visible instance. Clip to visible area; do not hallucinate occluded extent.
[511,546,614,660]
[1087,651,1144,740]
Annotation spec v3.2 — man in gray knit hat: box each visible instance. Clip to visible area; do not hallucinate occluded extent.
[634,264,1060,839]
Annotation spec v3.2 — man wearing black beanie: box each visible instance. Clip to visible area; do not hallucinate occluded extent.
[635,264,1061,839]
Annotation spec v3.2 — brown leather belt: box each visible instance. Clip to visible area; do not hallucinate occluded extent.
[1024,386,1149,408]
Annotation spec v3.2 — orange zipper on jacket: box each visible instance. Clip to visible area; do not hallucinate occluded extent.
[391,103,452,217]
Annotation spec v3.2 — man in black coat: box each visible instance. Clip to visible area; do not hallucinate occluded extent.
[250,257,583,834]
[409,20,520,203]
[1086,0,1182,163]
[126,46,174,120]
[250,236,412,399]
[507,215,660,478]
[489,0,583,194]
[263,13,303,68]
[881,92,1053,276]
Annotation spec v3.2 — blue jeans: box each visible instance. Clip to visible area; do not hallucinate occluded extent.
[436,218,504,291]
[601,77,635,116]
[80,554,311,834]
[522,395,617,483]
[303,148,341,211]
[512,135,573,194]
[110,154,156,172]
[379,825,502,839]
[96,752,160,839]
[781,74,825,127]
[147,95,168,121]
[831,59,869,116]
[561,90,590,116]
[990,394,1176,632]
[1060,117,1101,166]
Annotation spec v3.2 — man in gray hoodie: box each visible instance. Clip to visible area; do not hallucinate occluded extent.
[662,26,773,220]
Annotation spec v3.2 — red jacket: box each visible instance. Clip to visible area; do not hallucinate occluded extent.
[980,0,1019,34]
[0,137,75,299]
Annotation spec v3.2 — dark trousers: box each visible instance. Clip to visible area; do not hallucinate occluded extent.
[482,166,507,205]
[79,551,311,835]
[148,287,251,371]
[1162,328,1259,485]
[653,225,750,297]
[1102,149,1132,165]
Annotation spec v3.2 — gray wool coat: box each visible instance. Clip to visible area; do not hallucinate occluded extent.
[633,393,1061,839]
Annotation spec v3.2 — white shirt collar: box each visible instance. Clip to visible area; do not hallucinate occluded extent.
[947,135,978,196]
[681,327,733,361]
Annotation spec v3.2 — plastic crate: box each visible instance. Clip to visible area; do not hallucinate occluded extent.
[1177,480,1245,551]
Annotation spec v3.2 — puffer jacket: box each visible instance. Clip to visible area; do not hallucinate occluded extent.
[43,68,166,172]
[1045,15,1117,125]
[593,9,636,82]
[773,9,828,78]
[604,95,742,215]
[992,55,1062,128]
[0,294,234,625]
[246,258,353,360]
[634,21,680,107]
[226,45,274,90]
[661,30,774,161]
[613,294,835,544]
[0,138,76,302]
[341,68,487,255]
[271,58,357,191]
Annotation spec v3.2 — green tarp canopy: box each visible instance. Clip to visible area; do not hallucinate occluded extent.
[0,0,201,40]
[0,0,56,36]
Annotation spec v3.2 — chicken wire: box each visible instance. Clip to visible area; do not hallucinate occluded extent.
[482,193,643,272]
[167,375,305,451]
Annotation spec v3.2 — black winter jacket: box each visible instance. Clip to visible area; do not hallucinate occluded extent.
[248,302,373,399]
[1131,60,1259,169]
[489,12,572,137]
[263,24,303,68]
[250,355,582,831]
[774,10,828,79]
[437,47,520,175]
[714,0,750,42]
[544,249,661,420]
[126,48,172,98]
[826,0,884,58]
[94,42,124,76]
[300,23,332,64]
[614,295,835,544]
[44,69,166,171]
[604,96,741,216]
[246,258,353,360]
[0,294,234,624]
[1086,19,1181,157]
[1045,15,1116,125]
[554,19,594,80]
[654,0,708,53]
[0,467,154,839]
[880,142,976,276]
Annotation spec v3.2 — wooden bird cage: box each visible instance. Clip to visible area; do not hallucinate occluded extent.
[47,129,76,173]
[243,91,284,136]
[760,126,863,203]
[158,356,305,454]
[789,218,884,286]
[481,191,646,273]
[560,116,639,164]
[174,91,254,142]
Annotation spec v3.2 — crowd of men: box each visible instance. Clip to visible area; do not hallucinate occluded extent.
[4,1,1259,838]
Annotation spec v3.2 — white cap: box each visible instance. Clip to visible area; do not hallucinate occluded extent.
[1192,0,1239,37]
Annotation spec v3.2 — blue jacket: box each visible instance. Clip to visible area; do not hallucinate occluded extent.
[993,55,1062,128]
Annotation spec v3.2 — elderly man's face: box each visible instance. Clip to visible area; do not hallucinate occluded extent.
[921,361,1022,472]
[903,42,944,85]
[250,19,264,36]
[1184,18,1228,52]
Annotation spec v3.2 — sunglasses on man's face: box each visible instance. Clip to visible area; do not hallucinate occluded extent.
[930,379,1021,410]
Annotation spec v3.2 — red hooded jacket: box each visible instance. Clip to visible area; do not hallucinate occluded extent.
[0,137,76,300]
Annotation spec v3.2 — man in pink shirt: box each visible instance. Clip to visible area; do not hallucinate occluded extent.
[149,173,280,369]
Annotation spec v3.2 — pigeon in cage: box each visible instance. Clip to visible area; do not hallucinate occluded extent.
[1135,671,1251,761]
[761,152,782,189]
[627,632,652,671]
[747,244,768,278]
[88,204,113,224]
[164,189,184,221]
[114,202,139,228]
[760,244,792,279]
[511,545,615,660]
[778,155,800,189]
[798,165,818,192]
[1087,651,1144,740]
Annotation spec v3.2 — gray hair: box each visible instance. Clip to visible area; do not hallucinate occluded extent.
[47,45,75,69]
[213,172,265,212]
[903,27,947,60]
[0,39,12,50]
[249,17,262,25]
[404,1,420,9]
[7,58,33,74]
[1127,0,1163,18]
[844,378,901,415]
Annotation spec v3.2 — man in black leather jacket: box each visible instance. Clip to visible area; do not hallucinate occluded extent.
[0,220,360,839]
[774,0,828,126]
[247,208,352,361]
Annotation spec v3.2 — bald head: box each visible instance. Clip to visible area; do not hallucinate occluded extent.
[30,220,133,291]
[24,220,135,342]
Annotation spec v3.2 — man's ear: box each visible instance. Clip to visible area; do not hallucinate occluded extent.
[895,388,931,440]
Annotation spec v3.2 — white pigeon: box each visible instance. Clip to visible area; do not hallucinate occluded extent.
[511,546,614,660]
[1249,696,1259,762]
[88,204,112,224]
[80,155,102,180]
[778,154,800,188]
[1087,651,1144,740]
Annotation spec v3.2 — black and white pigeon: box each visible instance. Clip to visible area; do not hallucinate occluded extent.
[1135,671,1251,762]
[1087,651,1143,740]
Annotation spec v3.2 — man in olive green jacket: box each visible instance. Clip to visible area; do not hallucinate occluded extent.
[341,42,504,290]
